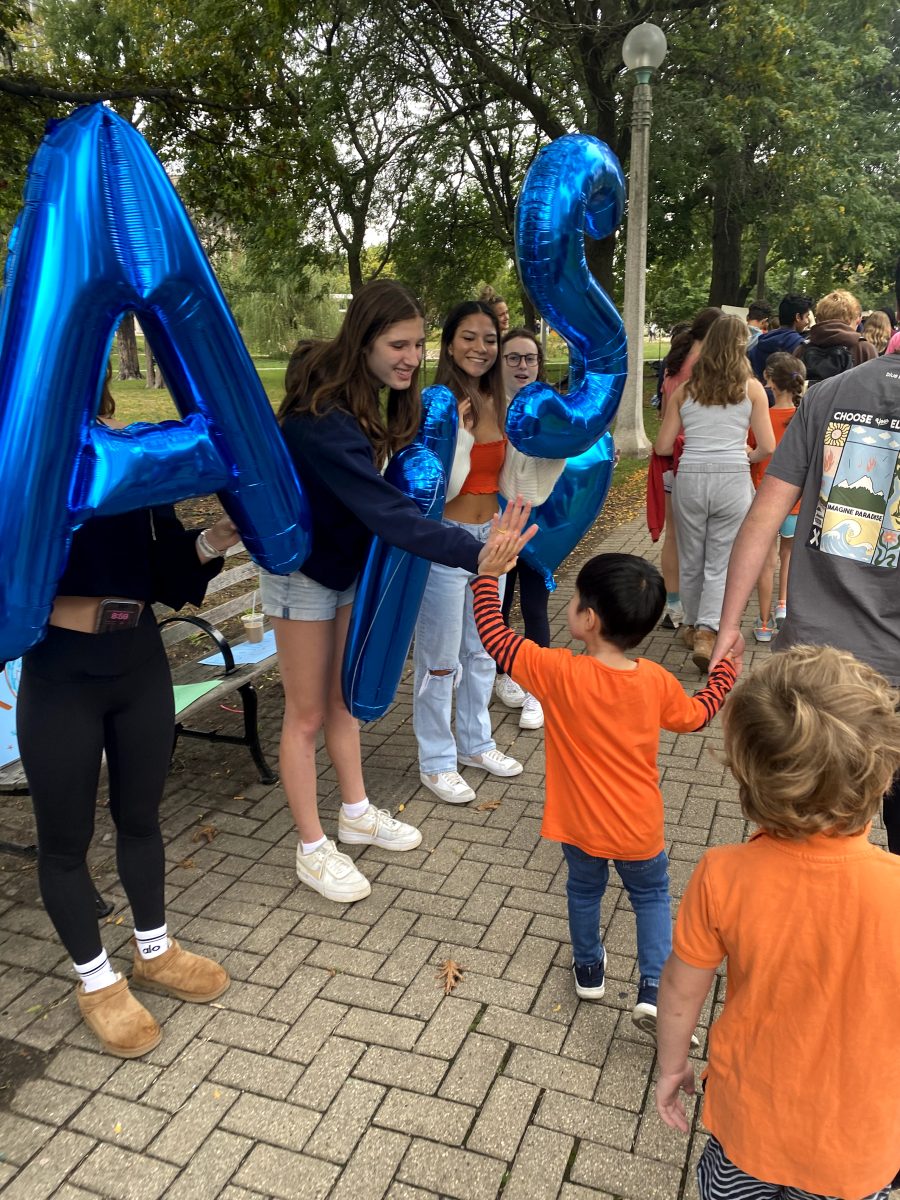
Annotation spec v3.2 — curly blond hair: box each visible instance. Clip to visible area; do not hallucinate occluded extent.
[723,645,900,839]
[815,289,861,325]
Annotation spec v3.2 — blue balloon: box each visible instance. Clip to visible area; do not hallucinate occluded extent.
[507,135,627,459]
[0,104,309,662]
[341,385,458,722]
[517,434,616,589]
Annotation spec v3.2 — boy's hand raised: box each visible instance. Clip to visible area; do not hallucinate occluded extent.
[478,496,538,578]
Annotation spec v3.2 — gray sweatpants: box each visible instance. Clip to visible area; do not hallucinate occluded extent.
[672,464,754,630]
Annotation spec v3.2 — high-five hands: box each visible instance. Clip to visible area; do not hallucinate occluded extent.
[477,496,539,578]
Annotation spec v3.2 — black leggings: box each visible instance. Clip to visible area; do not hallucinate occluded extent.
[17,615,174,963]
[500,560,551,658]
[883,772,900,855]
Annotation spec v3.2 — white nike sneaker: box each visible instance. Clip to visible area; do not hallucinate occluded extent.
[419,771,476,804]
[458,748,523,777]
[518,694,544,730]
[295,839,371,903]
[494,674,526,708]
[338,804,422,851]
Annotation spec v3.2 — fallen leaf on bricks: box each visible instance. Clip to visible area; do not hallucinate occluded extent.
[178,858,197,870]
[436,959,464,994]
[475,799,502,812]
[191,825,218,845]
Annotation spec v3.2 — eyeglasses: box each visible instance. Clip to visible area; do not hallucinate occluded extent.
[503,352,539,366]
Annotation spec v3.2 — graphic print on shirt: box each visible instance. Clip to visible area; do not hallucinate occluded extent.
[810,408,900,567]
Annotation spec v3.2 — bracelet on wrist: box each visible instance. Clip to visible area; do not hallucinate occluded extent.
[196,529,222,561]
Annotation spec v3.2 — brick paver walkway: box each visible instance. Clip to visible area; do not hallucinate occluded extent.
[0,516,889,1200]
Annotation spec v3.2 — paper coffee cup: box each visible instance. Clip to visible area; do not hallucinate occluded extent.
[241,613,265,643]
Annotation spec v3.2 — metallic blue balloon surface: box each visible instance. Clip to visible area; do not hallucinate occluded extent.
[507,134,627,459]
[341,386,458,722]
[0,104,309,661]
[517,433,616,589]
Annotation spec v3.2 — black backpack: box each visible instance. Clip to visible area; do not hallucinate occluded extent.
[803,342,854,383]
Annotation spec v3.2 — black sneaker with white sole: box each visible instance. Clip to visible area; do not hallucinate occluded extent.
[572,948,606,999]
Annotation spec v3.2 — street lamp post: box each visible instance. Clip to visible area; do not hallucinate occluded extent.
[617,21,667,459]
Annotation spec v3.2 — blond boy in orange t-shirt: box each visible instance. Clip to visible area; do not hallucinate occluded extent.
[656,645,900,1199]
[471,546,736,1031]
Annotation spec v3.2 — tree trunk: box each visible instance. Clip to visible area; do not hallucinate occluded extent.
[116,312,143,379]
[521,290,537,331]
[585,233,615,300]
[708,180,744,306]
[756,234,769,300]
[347,249,364,297]
[146,347,166,389]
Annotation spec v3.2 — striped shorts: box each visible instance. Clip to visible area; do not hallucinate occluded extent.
[697,1137,892,1200]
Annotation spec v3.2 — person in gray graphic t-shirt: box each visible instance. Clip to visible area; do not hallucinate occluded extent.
[710,354,900,852]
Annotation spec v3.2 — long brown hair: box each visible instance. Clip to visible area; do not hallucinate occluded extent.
[690,314,751,407]
[435,301,506,432]
[279,280,424,467]
[665,306,722,378]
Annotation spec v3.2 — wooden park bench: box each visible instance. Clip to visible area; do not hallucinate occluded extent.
[0,541,281,809]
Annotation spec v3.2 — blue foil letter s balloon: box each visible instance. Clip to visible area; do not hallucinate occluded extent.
[508,135,627,459]
[0,104,309,661]
[341,386,458,722]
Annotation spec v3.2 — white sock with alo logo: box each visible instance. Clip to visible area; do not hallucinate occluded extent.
[134,924,170,960]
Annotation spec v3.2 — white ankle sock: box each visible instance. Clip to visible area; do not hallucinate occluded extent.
[74,949,119,993]
[301,835,328,855]
[134,924,170,961]
[341,798,370,820]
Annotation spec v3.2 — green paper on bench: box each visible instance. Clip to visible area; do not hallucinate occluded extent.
[172,681,222,715]
[199,628,277,666]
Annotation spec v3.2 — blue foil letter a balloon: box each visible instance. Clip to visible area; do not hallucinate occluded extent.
[0,104,309,661]
[508,134,627,459]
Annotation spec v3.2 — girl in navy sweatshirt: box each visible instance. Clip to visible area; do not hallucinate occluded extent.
[260,281,525,904]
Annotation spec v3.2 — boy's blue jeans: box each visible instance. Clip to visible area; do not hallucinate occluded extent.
[561,843,672,986]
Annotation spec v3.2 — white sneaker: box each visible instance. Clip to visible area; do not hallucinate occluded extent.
[338,804,422,851]
[518,694,544,730]
[295,839,371,903]
[494,674,526,708]
[458,748,523,777]
[419,771,476,804]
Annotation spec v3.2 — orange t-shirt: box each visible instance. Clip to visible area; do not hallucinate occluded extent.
[675,831,900,1197]
[507,640,729,859]
[750,406,800,514]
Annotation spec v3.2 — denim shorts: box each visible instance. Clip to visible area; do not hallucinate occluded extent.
[779,513,798,539]
[258,568,356,621]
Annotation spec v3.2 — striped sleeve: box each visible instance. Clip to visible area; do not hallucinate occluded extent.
[469,575,524,675]
[690,658,738,729]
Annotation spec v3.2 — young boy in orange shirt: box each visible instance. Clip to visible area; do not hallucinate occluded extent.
[656,644,900,1199]
[471,542,736,1030]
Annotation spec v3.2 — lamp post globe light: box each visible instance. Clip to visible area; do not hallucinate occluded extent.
[616,21,667,459]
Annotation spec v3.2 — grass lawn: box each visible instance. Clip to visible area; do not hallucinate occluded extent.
[108,346,662,500]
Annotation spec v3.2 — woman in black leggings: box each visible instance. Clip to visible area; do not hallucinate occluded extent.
[16,382,239,1057]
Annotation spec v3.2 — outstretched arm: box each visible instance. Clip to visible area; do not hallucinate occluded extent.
[709,474,800,672]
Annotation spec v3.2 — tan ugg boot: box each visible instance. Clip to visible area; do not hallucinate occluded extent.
[76,976,161,1058]
[131,938,230,1003]
[691,628,716,674]
[679,625,696,650]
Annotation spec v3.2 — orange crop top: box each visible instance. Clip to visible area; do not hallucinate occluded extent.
[459,437,506,496]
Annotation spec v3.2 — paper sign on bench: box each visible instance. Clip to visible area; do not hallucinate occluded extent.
[199,629,277,667]
[0,659,21,768]
[172,681,222,716]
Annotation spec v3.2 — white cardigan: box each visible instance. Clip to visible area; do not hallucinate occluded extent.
[446,427,566,505]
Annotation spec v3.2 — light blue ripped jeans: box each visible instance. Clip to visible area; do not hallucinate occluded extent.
[413,518,505,775]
